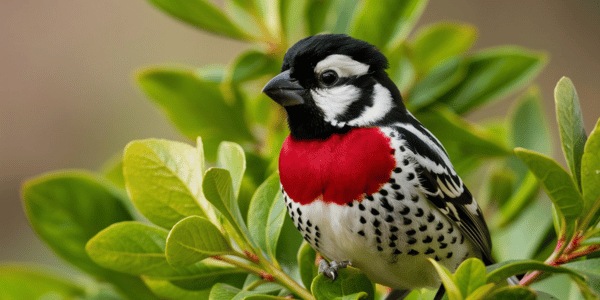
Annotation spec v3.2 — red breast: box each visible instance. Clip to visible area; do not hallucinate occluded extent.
[279,127,396,205]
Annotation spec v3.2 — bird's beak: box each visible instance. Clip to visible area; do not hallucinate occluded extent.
[262,70,305,106]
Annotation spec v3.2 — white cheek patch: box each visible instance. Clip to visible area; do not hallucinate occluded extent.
[347,83,393,127]
[315,54,370,78]
[311,85,361,125]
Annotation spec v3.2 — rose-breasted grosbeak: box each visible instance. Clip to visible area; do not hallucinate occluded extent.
[262,34,492,296]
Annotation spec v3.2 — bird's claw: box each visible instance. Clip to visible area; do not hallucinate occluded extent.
[318,259,351,281]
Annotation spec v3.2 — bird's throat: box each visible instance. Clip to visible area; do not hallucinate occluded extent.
[279,127,396,205]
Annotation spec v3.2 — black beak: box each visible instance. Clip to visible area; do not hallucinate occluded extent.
[262,70,305,106]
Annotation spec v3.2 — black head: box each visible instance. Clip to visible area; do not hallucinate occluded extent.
[263,34,405,140]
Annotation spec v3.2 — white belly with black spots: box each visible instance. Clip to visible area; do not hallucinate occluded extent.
[281,129,477,290]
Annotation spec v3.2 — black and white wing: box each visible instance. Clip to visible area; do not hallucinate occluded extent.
[394,122,493,264]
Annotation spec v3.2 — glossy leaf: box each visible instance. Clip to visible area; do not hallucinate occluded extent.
[217,141,247,199]
[203,168,250,239]
[305,0,334,35]
[0,266,85,299]
[486,286,536,300]
[410,22,477,74]
[454,258,487,297]
[408,58,466,110]
[311,268,374,300]
[166,216,233,267]
[297,241,318,289]
[20,171,154,299]
[226,50,280,83]
[123,139,205,228]
[136,68,254,156]
[555,77,587,187]
[247,174,285,261]
[464,283,495,300]
[86,221,243,282]
[440,47,547,114]
[514,148,583,221]
[144,278,212,300]
[350,0,427,50]
[511,87,552,155]
[274,206,304,274]
[147,0,251,40]
[418,107,511,157]
[581,119,600,222]
[486,259,584,283]
[564,258,600,295]
[496,172,539,228]
[428,259,462,300]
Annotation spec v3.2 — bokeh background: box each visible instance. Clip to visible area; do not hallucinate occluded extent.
[1,1,599,274]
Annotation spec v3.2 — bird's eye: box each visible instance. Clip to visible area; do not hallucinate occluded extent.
[319,70,339,86]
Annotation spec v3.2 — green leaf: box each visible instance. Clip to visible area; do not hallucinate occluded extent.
[217,141,247,199]
[147,0,251,40]
[464,283,495,300]
[166,216,233,267]
[209,283,240,300]
[305,0,335,35]
[0,265,85,299]
[496,172,540,228]
[417,107,511,157]
[408,58,467,110]
[226,50,280,83]
[203,168,250,240]
[440,47,547,114]
[428,259,462,300]
[279,0,308,44]
[86,221,243,281]
[454,258,487,297]
[564,258,600,295]
[123,139,206,228]
[297,241,318,289]
[514,148,583,221]
[486,259,584,283]
[350,0,427,50]
[102,154,126,190]
[331,0,360,34]
[247,174,285,262]
[555,77,588,187]
[20,172,154,294]
[410,22,477,74]
[311,268,375,300]
[510,87,552,155]
[485,286,537,300]
[136,68,254,156]
[581,119,600,223]
[144,277,212,300]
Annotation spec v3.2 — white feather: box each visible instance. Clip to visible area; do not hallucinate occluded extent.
[315,54,370,78]
[347,84,393,127]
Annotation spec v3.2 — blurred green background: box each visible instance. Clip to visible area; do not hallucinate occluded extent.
[1,0,599,275]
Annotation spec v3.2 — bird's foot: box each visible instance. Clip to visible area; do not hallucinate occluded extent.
[318,259,351,280]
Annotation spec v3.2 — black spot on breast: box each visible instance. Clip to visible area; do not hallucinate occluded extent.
[366,195,374,201]
[403,159,409,166]
[358,230,365,236]
[307,220,312,227]
[400,146,406,152]
[406,229,416,236]
[316,232,321,238]
[425,248,435,255]
[394,167,402,173]
[391,184,401,189]
[408,249,419,256]
[379,189,388,196]
[360,216,367,224]
[440,242,448,249]
[407,173,415,181]
[395,192,405,201]
[298,217,303,224]
[296,208,302,215]
[427,213,435,223]
[358,203,366,211]
[437,235,445,242]
[390,234,398,241]
[377,246,383,251]
[434,255,441,261]
[347,202,353,207]
[306,227,311,233]
[385,215,394,223]
[447,252,453,259]
[451,236,457,244]
[376,237,381,243]
[373,219,381,227]
[403,217,412,225]
[419,224,427,232]
[407,237,417,244]
[393,249,402,255]
[389,242,396,247]
[399,206,410,215]
[411,195,419,203]
[423,236,432,243]
[436,222,444,230]
[371,208,380,216]
[375,229,382,236]
[415,208,424,217]
[380,197,394,212]
[390,226,399,232]
[448,227,454,234]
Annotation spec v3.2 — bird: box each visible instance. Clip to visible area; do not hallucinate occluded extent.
[262,34,493,298]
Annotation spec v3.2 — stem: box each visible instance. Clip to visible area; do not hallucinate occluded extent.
[216,255,267,275]
[259,258,315,300]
